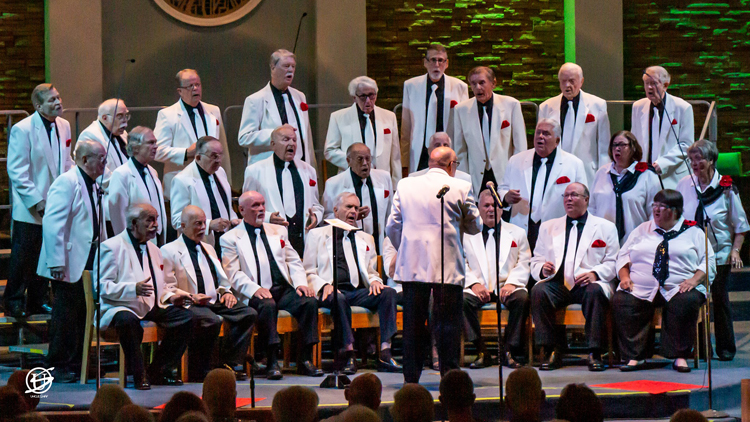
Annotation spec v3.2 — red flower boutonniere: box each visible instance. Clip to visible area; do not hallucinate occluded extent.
[366,245,370,252]
[720,175,733,188]
[300,102,309,111]
[280,239,286,248]
[592,240,607,248]
[671,118,678,125]
[384,190,390,198]
[585,114,596,123]
[65,138,71,147]
[556,176,571,184]
[511,240,518,248]
[635,162,649,172]
[384,128,391,135]
[450,100,458,108]
[500,120,510,129]
[309,179,316,187]
[684,220,697,227]
[215,118,220,126]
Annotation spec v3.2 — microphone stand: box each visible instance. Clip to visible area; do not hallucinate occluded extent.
[292,13,308,54]
[439,190,446,378]
[248,355,256,408]
[644,71,725,417]
[320,225,352,389]
[487,183,505,414]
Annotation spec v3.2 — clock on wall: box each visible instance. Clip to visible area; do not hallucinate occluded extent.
[153,0,263,27]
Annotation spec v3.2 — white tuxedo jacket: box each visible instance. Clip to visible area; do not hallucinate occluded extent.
[453,94,527,194]
[243,156,323,237]
[324,104,402,187]
[237,83,316,168]
[161,235,230,302]
[463,220,531,295]
[154,100,230,199]
[170,161,237,246]
[386,168,481,285]
[219,222,307,304]
[408,168,473,185]
[96,231,174,329]
[303,224,382,295]
[498,148,587,232]
[321,168,392,251]
[630,93,694,189]
[38,167,108,282]
[538,91,611,185]
[400,74,469,172]
[77,120,129,176]
[530,214,619,299]
[8,112,74,224]
[107,159,167,245]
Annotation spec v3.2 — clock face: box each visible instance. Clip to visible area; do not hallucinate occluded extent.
[153,0,263,27]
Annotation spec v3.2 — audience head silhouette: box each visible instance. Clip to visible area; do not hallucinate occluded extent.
[272,386,319,422]
[391,383,434,422]
[90,385,133,422]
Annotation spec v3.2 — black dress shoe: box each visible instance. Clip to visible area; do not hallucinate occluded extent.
[539,350,562,371]
[717,352,734,361]
[619,360,646,372]
[52,370,77,384]
[5,304,27,319]
[377,357,403,373]
[224,363,247,381]
[504,352,523,369]
[148,370,183,386]
[469,351,491,369]
[342,356,357,375]
[27,304,52,315]
[672,360,691,373]
[266,362,283,380]
[297,360,324,377]
[133,372,151,390]
[588,353,605,372]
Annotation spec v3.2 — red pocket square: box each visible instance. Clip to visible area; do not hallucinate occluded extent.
[309,179,316,187]
[65,138,71,147]
[556,176,571,184]
[366,245,370,252]
[592,240,606,248]
[500,120,510,129]
[300,102,309,111]
[384,128,391,134]
[671,118,678,125]
[215,118,220,126]
[511,240,518,248]
[160,264,164,270]
[280,239,286,248]
[585,113,596,123]
[384,190,390,198]
[450,100,458,108]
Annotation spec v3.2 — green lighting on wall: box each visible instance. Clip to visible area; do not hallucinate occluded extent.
[564,0,575,62]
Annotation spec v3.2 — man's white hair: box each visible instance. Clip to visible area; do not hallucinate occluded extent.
[645,66,671,85]
[270,49,296,68]
[558,62,583,80]
[348,76,378,97]
[97,98,125,118]
[537,118,562,138]
[125,204,151,230]
[335,192,359,210]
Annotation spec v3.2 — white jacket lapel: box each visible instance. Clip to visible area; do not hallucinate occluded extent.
[236,227,259,285]
[178,101,198,144]
[470,233,489,285]
[497,225,513,275]
[263,85,283,128]
[574,217,597,270]
[572,94,589,145]
[354,234,369,285]
[552,223,566,270]
[34,115,58,177]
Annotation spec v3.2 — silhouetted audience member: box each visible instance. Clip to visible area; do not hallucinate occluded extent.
[272,386,319,422]
[202,368,237,422]
[556,384,603,422]
[338,405,380,422]
[391,383,434,422]
[345,373,383,411]
[0,386,29,422]
[175,412,210,422]
[440,369,478,422]
[670,409,708,422]
[8,370,40,411]
[114,405,155,422]
[160,392,208,422]
[505,367,545,422]
[90,385,133,422]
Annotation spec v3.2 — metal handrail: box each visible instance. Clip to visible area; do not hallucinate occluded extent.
[64,106,167,139]
[393,101,541,125]
[605,99,716,142]
[1,110,31,211]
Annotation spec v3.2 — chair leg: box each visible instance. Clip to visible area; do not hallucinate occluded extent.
[119,345,126,388]
[694,314,701,369]
[283,333,292,369]
[607,313,614,367]
[527,319,534,365]
[181,350,189,382]
[80,337,91,385]
[459,333,465,367]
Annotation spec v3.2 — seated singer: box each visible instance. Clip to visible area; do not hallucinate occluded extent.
[614,189,716,372]
[97,204,193,389]
[529,183,619,371]
[161,205,256,381]
[304,192,402,374]
[463,190,531,369]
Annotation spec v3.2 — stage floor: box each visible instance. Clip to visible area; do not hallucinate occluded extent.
[11,354,748,421]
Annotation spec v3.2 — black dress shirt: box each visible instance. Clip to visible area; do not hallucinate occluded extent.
[477,98,493,134]
[131,157,152,200]
[334,229,364,292]
[100,121,129,165]
[549,212,589,284]
[128,229,158,307]
[245,222,286,289]
[181,99,207,138]
[196,163,230,222]
[272,154,305,254]
[481,222,502,261]
[529,148,557,211]
[356,104,377,148]
[79,167,100,242]
[40,112,55,145]
[559,93,580,135]
[647,93,666,163]
[182,234,219,296]
[270,83,306,161]
[424,74,445,133]
[350,168,380,255]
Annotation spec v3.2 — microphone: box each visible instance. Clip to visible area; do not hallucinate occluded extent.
[293,12,308,54]
[436,185,450,199]
[485,181,503,208]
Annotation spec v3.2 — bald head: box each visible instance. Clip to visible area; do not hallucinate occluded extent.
[345,373,382,410]
[428,132,452,153]
[181,205,207,243]
[271,124,298,161]
[239,191,266,227]
[428,146,457,176]
[75,139,107,179]
[98,98,129,136]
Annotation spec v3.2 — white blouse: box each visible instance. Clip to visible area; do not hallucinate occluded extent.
[616,218,716,302]
[676,171,750,265]
[589,162,662,245]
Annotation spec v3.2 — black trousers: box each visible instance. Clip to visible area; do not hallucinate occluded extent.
[531,281,609,351]
[712,265,735,358]
[188,301,256,377]
[318,286,399,349]
[402,282,463,383]
[463,289,529,355]
[111,306,193,378]
[47,278,86,373]
[4,221,48,311]
[248,285,319,350]
[613,289,705,360]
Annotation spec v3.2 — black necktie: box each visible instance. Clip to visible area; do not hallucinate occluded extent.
[694,185,725,228]
[652,222,692,286]
[609,171,642,241]
[142,245,158,308]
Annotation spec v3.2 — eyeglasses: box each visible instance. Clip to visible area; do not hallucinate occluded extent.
[651,204,671,211]
[426,57,447,64]
[179,83,202,90]
[612,142,630,149]
[203,152,223,161]
[356,93,377,101]
[562,193,587,199]
[107,112,131,121]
